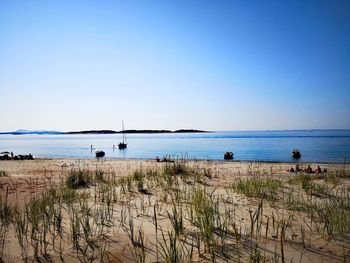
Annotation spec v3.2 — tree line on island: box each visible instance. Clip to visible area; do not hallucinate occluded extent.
[66,129,207,134]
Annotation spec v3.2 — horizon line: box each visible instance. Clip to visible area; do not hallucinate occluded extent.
[1,128,350,134]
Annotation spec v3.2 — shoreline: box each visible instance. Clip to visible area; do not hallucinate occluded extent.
[1,158,348,179]
[2,156,348,165]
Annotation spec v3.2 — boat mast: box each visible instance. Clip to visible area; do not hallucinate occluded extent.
[122,120,127,144]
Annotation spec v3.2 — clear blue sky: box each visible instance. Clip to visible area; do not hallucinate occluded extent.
[1,0,349,131]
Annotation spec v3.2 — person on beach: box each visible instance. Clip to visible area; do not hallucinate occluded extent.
[316,165,322,173]
[306,165,313,173]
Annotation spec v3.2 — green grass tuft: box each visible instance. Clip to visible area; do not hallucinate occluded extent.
[232,177,282,200]
[66,169,92,189]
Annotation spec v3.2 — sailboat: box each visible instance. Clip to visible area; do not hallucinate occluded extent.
[118,121,127,149]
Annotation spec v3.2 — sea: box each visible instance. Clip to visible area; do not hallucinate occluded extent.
[0,130,350,163]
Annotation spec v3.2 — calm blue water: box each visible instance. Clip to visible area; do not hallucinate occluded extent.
[0,130,350,163]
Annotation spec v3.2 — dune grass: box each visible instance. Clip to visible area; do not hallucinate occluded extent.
[0,160,349,262]
[231,177,282,200]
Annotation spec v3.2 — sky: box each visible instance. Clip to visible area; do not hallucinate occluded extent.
[1,0,350,132]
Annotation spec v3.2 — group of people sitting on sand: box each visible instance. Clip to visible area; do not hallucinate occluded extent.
[0,152,34,161]
[288,164,327,174]
[155,156,174,163]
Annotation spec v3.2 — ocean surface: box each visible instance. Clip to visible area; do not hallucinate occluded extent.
[1,130,350,163]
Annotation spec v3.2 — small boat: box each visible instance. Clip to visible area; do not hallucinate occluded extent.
[292,149,301,159]
[224,152,234,160]
[118,142,127,149]
[95,151,105,158]
[118,121,127,150]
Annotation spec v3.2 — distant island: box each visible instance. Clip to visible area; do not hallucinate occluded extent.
[66,129,207,134]
[65,130,118,134]
[173,129,207,133]
[121,130,171,134]
[0,129,208,135]
[0,129,64,135]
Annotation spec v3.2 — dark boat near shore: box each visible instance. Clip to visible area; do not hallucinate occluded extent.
[224,152,234,160]
[95,151,105,158]
[292,149,301,159]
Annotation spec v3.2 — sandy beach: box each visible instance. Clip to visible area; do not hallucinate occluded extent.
[0,158,346,204]
[0,158,349,262]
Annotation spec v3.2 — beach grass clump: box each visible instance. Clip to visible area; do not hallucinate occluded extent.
[284,186,350,236]
[161,160,212,187]
[159,231,186,263]
[288,172,311,185]
[318,203,350,236]
[168,205,184,236]
[96,182,118,205]
[312,190,350,236]
[297,173,313,192]
[119,168,161,191]
[335,162,350,178]
[133,169,145,191]
[232,177,282,200]
[0,197,12,226]
[95,169,105,183]
[308,182,328,196]
[324,172,340,185]
[284,191,310,212]
[203,167,212,179]
[128,224,147,262]
[190,187,216,252]
[25,188,62,259]
[0,194,13,259]
[163,161,191,178]
[117,175,135,193]
[159,168,175,191]
[13,207,30,260]
[66,169,92,189]
[60,186,80,204]
[292,173,330,195]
